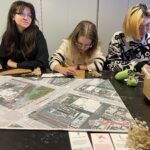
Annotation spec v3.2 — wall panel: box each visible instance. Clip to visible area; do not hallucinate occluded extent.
[42,0,97,56]
[98,0,128,55]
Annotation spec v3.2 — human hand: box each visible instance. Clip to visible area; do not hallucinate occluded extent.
[62,66,77,76]
[7,59,17,68]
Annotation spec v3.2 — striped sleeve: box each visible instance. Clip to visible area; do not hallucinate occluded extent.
[87,47,106,72]
[49,40,67,70]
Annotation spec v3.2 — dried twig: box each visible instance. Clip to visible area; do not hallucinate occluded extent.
[127,118,150,150]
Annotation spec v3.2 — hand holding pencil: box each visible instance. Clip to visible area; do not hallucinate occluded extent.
[64,62,77,76]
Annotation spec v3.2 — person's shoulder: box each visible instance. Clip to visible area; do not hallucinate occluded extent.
[36,27,43,36]
[60,39,71,47]
[34,27,46,40]
[62,39,69,44]
[111,31,125,42]
[32,25,43,35]
[112,31,124,37]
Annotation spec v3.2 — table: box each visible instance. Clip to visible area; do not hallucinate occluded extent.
[103,71,150,127]
[0,70,149,150]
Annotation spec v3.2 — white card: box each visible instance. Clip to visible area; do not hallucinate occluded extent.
[110,133,129,150]
[69,132,93,150]
[41,73,64,78]
[91,133,114,150]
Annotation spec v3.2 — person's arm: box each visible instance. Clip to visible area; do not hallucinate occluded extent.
[49,40,76,76]
[53,64,76,76]
[86,46,106,72]
[0,45,8,70]
[7,59,17,68]
[17,30,49,70]
[106,32,131,72]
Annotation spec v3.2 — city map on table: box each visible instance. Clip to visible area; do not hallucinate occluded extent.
[0,76,134,132]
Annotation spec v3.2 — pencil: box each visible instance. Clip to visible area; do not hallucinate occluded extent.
[65,62,69,67]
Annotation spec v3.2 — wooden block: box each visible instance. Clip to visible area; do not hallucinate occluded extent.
[143,77,150,100]
[74,70,85,79]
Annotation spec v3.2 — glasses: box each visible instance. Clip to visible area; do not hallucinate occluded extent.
[75,42,92,49]
[16,13,32,18]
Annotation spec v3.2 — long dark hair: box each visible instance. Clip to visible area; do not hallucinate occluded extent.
[1,0,38,57]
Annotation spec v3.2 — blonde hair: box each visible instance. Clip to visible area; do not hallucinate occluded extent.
[123,4,150,40]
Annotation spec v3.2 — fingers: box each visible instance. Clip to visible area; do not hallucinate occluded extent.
[66,67,76,76]
[7,59,17,68]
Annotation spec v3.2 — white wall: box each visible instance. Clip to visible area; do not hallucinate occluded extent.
[0,0,150,57]
[0,0,15,36]
[98,0,128,55]
[42,0,98,56]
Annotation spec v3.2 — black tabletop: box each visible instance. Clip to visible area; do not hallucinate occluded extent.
[104,71,150,127]
[0,71,149,150]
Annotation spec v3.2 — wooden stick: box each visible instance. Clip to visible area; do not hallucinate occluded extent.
[0,68,32,75]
